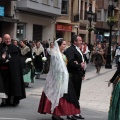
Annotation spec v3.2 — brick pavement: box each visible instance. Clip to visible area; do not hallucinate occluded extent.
[0,63,116,120]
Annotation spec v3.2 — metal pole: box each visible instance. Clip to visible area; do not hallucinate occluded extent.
[105,26,112,68]
[105,1,114,69]
[88,19,92,48]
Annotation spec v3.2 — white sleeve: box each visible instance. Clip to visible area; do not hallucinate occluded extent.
[115,49,118,56]
[47,48,51,55]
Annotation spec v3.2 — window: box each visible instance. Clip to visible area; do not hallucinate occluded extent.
[97,10,101,20]
[104,10,107,21]
[42,0,48,5]
[17,23,26,41]
[61,0,68,14]
[53,0,58,7]
[33,24,42,41]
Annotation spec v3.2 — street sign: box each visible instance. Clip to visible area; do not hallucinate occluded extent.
[0,6,4,17]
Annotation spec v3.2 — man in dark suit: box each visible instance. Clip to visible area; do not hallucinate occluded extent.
[65,35,85,120]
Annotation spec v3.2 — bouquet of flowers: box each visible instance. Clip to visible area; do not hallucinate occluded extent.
[42,57,47,62]
[25,58,32,63]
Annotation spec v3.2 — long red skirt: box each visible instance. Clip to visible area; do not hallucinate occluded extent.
[38,92,80,116]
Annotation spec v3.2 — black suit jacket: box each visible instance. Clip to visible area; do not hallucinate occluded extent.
[64,45,85,76]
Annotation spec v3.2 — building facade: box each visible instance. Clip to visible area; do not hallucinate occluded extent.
[0,0,62,42]
[95,0,119,43]
[56,0,96,44]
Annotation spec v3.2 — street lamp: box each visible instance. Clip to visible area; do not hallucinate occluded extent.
[105,0,118,69]
[87,3,94,48]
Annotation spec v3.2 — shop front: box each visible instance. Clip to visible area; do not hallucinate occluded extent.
[56,23,72,42]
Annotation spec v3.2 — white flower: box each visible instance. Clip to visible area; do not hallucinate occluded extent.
[25,58,32,63]
[33,56,35,59]
[42,57,47,62]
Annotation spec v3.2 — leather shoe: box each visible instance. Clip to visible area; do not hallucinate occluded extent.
[52,116,57,120]
[67,116,77,120]
[0,102,6,107]
[52,116,64,120]
[74,115,84,119]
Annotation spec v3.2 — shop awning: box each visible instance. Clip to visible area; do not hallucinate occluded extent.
[0,17,19,23]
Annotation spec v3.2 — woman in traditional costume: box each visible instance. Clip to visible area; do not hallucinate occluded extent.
[38,38,80,120]
[20,40,34,87]
[108,57,120,120]
[32,41,44,79]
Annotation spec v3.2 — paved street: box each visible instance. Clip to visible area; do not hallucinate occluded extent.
[0,63,117,120]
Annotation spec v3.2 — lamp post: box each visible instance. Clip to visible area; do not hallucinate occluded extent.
[105,0,117,69]
[87,3,94,48]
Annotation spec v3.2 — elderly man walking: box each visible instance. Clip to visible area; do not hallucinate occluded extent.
[0,34,26,107]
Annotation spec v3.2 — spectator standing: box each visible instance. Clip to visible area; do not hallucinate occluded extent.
[80,42,90,64]
[92,43,104,74]
[114,42,120,66]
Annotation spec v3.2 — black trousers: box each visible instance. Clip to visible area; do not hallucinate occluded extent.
[69,73,82,100]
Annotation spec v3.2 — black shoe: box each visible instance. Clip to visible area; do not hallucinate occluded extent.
[25,83,29,87]
[74,115,84,119]
[12,100,20,107]
[0,102,6,107]
[52,116,64,120]
[59,117,64,120]
[35,75,40,79]
[11,102,19,107]
[67,116,77,120]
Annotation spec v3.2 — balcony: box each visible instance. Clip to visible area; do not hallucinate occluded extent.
[95,21,109,29]
[16,0,61,17]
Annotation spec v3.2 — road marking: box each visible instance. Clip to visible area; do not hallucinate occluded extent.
[0,118,26,120]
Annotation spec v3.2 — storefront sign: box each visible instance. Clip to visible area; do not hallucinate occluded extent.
[0,6,4,17]
[56,24,72,32]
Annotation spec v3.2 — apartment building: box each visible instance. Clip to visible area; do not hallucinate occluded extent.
[56,0,96,44]
[79,0,96,43]
[0,0,62,41]
[117,0,120,41]
[95,0,119,43]
[0,1,18,38]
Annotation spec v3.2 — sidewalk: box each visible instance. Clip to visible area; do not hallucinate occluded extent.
[80,63,116,120]
[0,63,116,120]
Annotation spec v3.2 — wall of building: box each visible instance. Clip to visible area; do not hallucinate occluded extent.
[16,0,62,16]
[15,12,54,41]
